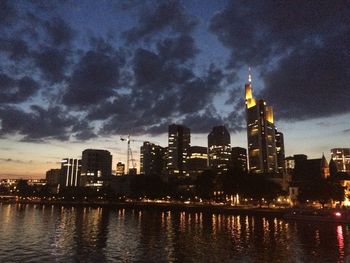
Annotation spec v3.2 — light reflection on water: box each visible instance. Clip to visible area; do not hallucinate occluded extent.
[0,203,349,263]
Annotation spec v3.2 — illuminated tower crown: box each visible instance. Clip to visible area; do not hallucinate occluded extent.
[245,68,256,108]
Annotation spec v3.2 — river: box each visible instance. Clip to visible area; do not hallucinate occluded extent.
[0,203,348,262]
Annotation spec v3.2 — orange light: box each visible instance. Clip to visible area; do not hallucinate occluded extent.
[335,212,342,217]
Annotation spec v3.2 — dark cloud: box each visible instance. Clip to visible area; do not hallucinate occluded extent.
[133,48,163,86]
[182,106,224,133]
[0,0,16,28]
[0,105,75,141]
[93,57,226,135]
[123,0,198,43]
[210,1,348,68]
[62,50,120,106]
[157,34,199,63]
[0,158,25,163]
[261,30,350,120]
[34,48,69,83]
[87,94,132,121]
[0,38,29,60]
[44,17,74,47]
[0,74,39,103]
[72,120,97,141]
[210,1,350,120]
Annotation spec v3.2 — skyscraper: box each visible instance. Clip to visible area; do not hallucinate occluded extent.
[231,147,248,172]
[59,158,81,187]
[140,141,165,175]
[275,129,286,174]
[208,125,231,175]
[80,149,112,187]
[245,71,278,174]
[331,148,350,174]
[167,124,190,176]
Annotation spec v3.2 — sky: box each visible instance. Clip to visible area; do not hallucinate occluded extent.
[0,0,349,179]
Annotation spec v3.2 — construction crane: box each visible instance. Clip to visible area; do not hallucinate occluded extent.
[120,135,159,175]
[120,135,136,174]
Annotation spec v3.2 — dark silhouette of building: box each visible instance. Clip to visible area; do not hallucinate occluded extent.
[331,148,350,174]
[275,130,285,174]
[140,142,165,175]
[59,158,81,187]
[80,149,112,187]
[187,146,208,177]
[208,125,231,175]
[245,71,278,174]
[231,147,247,172]
[167,124,190,176]
[293,154,329,183]
[46,168,61,186]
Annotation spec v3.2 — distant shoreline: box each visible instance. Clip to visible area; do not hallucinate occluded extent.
[0,199,287,217]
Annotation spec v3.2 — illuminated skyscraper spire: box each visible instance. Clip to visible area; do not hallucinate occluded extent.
[248,67,252,83]
[245,67,255,108]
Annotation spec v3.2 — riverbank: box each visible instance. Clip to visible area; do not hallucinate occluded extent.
[0,199,286,217]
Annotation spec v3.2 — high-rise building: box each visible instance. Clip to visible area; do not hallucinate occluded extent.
[167,124,191,176]
[116,162,125,176]
[331,148,350,174]
[59,158,81,187]
[80,149,112,187]
[231,147,248,172]
[208,125,231,175]
[245,71,278,174]
[140,142,165,175]
[187,146,208,177]
[46,168,61,186]
[275,129,285,174]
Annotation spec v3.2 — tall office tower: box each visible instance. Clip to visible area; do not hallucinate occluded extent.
[167,124,191,176]
[59,158,81,187]
[140,141,165,175]
[187,146,208,177]
[275,129,285,174]
[245,71,278,174]
[80,149,112,187]
[231,147,248,172]
[116,162,125,176]
[331,148,350,174]
[208,125,231,175]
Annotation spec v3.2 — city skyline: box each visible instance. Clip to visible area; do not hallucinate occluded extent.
[0,1,349,178]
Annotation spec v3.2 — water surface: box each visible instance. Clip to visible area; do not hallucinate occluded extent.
[0,203,348,262]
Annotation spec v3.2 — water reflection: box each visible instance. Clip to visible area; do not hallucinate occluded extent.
[0,204,349,262]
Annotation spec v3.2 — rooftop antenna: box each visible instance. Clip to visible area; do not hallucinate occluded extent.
[248,67,252,83]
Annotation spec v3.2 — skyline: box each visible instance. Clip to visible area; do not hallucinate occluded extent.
[0,0,349,178]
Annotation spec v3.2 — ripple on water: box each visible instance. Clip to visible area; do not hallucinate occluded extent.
[0,204,348,263]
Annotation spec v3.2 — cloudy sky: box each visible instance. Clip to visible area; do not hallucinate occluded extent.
[0,0,349,178]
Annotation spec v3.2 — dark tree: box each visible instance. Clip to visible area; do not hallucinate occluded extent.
[130,175,169,198]
[243,174,282,207]
[196,169,216,200]
[298,178,345,208]
[221,167,247,196]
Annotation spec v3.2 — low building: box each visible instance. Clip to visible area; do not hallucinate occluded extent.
[187,146,208,177]
[60,158,81,188]
[46,169,61,186]
[116,162,125,176]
